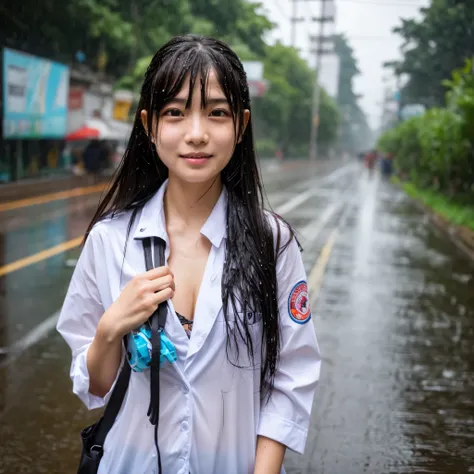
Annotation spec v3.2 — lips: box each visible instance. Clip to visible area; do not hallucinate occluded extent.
[180,153,212,158]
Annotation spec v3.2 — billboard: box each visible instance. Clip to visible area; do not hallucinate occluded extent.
[2,48,69,139]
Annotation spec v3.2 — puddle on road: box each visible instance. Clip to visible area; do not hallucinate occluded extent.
[0,333,98,473]
[285,176,474,474]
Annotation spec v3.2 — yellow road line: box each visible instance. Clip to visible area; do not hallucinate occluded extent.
[0,214,337,281]
[0,237,83,277]
[0,183,106,213]
[308,228,339,306]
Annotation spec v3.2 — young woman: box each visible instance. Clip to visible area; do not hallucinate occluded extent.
[57,35,321,474]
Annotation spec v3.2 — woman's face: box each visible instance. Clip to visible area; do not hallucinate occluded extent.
[142,69,250,185]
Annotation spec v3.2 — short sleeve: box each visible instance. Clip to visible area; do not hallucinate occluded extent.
[56,225,122,409]
[257,219,321,454]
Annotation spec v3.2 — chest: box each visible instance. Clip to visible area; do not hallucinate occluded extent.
[166,232,213,319]
[102,234,263,374]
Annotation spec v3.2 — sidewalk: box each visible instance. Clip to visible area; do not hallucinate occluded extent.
[0,158,327,205]
[0,172,112,204]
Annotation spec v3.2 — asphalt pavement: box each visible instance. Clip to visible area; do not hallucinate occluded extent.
[0,158,473,474]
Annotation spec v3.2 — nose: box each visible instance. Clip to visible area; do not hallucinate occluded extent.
[185,114,209,146]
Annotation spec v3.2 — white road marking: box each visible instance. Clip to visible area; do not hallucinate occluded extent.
[299,200,342,242]
[0,311,60,361]
[272,163,355,214]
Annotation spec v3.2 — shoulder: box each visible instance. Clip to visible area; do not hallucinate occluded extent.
[86,207,137,246]
[264,210,297,253]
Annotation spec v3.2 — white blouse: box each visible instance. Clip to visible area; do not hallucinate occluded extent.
[57,180,321,474]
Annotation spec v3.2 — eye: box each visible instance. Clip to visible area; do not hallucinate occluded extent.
[163,108,183,117]
[210,109,230,118]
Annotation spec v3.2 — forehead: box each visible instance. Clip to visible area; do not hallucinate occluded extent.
[175,69,225,100]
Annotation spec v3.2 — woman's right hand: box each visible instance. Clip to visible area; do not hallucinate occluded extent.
[99,266,175,341]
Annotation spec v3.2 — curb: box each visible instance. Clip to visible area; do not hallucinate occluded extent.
[397,184,474,261]
[420,203,474,261]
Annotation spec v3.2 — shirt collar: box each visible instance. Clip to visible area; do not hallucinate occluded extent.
[132,179,228,248]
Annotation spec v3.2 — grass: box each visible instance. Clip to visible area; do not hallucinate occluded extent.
[392,177,474,232]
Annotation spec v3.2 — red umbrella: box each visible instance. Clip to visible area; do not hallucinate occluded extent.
[66,126,100,141]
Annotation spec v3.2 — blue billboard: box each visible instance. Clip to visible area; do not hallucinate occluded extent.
[2,48,70,139]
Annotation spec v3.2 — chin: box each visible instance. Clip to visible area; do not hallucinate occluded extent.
[167,158,229,184]
[171,166,222,185]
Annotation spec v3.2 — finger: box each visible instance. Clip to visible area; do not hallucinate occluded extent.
[149,274,174,292]
[153,287,174,305]
[143,266,173,280]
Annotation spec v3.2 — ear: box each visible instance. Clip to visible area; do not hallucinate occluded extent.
[238,109,251,143]
[141,109,154,142]
[140,109,148,132]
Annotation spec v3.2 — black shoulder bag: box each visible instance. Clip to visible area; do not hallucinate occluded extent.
[77,236,167,474]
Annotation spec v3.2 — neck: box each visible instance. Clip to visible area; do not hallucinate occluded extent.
[164,175,222,231]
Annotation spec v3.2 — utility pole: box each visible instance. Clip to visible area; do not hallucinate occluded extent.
[290,0,305,48]
[289,0,335,161]
[309,0,334,162]
[291,0,297,47]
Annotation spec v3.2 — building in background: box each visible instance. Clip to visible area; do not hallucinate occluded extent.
[64,67,134,172]
[1,48,69,182]
[0,47,134,184]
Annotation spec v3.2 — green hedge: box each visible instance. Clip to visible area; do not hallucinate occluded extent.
[377,59,474,202]
[395,178,474,231]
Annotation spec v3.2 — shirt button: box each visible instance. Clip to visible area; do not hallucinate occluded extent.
[182,384,189,394]
[211,273,217,281]
[181,421,189,432]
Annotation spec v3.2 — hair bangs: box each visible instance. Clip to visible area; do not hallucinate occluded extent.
[146,45,245,137]
[209,51,246,135]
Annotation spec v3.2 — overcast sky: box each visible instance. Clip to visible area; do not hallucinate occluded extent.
[259,0,430,130]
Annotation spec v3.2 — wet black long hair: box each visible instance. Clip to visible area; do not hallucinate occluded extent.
[85,35,295,400]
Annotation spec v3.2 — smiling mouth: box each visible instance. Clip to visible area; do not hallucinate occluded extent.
[180,154,213,159]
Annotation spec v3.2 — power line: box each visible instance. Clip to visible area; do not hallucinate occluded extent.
[345,35,406,40]
[274,0,289,20]
[304,0,317,19]
[309,0,331,162]
[336,0,423,6]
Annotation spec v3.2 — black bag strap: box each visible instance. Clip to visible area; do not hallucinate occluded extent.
[143,236,167,474]
[92,236,166,458]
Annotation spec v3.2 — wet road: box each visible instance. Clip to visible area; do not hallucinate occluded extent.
[0,159,473,473]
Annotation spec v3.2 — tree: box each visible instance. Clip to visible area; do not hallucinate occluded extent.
[0,0,135,74]
[0,0,270,78]
[189,1,272,57]
[255,42,339,156]
[0,0,342,152]
[386,0,474,108]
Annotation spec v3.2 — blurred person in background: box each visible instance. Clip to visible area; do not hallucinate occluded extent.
[381,151,394,179]
[57,35,320,474]
[98,139,112,174]
[364,148,377,175]
[82,140,102,183]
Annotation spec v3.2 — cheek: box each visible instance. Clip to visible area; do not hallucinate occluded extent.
[214,125,236,152]
[156,124,181,151]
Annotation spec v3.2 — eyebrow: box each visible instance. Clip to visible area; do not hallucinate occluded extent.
[169,97,229,106]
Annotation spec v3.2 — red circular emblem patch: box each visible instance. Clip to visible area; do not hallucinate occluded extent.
[288,280,311,324]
